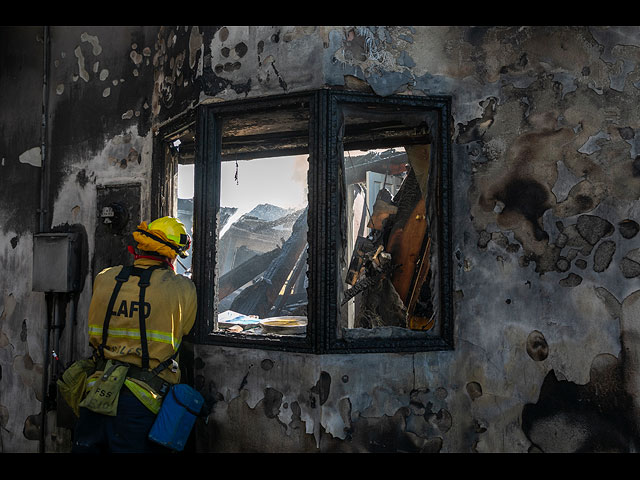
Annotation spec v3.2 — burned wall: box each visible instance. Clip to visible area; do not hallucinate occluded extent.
[1,26,56,453]
[1,26,639,453]
[193,26,640,453]
[0,25,328,452]
[0,26,185,452]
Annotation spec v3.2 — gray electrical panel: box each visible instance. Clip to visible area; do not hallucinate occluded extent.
[32,232,81,292]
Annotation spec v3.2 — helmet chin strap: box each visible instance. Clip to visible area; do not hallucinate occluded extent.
[127,245,174,271]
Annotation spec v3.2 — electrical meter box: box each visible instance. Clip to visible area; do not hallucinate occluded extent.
[32,232,81,292]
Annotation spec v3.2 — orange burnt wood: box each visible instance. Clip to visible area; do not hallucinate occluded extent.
[387,197,428,307]
[406,237,434,331]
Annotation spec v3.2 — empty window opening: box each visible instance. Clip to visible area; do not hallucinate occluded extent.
[162,126,196,278]
[192,98,314,339]
[177,163,194,277]
[216,154,309,335]
[338,103,439,339]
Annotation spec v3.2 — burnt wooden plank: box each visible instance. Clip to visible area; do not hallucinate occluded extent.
[230,208,308,317]
[218,246,282,300]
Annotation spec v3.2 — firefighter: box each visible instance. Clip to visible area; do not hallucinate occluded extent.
[71,216,197,453]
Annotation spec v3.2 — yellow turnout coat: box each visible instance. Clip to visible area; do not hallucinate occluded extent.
[86,257,197,412]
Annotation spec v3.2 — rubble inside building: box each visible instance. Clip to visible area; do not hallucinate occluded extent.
[3,26,640,453]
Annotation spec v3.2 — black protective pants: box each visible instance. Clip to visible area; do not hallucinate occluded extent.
[72,389,168,453]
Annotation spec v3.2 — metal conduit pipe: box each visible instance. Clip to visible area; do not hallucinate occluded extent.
[39,294,53,453]
[39,25,50,233]
[68,294,77,366]
[38,25,51,454]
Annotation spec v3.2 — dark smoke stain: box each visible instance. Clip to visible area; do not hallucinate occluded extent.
[618,126,634,140]
[430,408,452,433]
[477,230,491,249]
[194,374,205,391]
[522,369,638,452]
[339,397,353,440]
[218,27,229,42]
[593,240,616,272]
[576,215,613,245]
[194,357,205,370]
[632,157,640,177]
[466,381,482,401]
[331,408,424,453]
[239,364,252,391]
[221,62,242,73]
[575,194,594,211]
[23,353,34,370]
[235,42,248,58]
[262,387,283,419]
[526,330,548,361]
[620,254,640,278]
[555,257,570,272]
[494,178,550,241]
[619,219,639,239]
[76,169,89,188]
[559,272,582,287]
[20,319,27,342]
[23,414,41,441]
[499,52,529,74]
[310,371,331,406]
[199,70,252,97]
[464,26,491,46]
[270,62,288,92]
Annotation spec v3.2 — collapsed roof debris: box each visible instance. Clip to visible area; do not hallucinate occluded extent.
[216,205,309,331]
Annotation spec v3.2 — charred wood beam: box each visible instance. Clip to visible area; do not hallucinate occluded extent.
[343,120,431,153]
[221,130,309,160]
[387,169,427,306]
[269,249,308,316]
[406,237,434,331]
[230,207,308,317]
[343,136,429,153]
[217,246,282,300]
[344,151,408,184]
[221,147,309,162]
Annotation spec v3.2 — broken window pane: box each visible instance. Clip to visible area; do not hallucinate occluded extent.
[212,105,310,336]
[339,104,439,338]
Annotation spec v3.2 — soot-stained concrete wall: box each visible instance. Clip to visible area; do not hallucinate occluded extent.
[194,26,640,453]
[1,26,639,452]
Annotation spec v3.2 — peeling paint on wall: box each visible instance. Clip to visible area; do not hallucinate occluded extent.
[18,147,41,167]
[522,285,640,452]
[3,25,640,453]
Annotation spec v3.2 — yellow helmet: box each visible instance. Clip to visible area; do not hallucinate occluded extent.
[132,216,191,259]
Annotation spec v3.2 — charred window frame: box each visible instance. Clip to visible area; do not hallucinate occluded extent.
[192,92,319,352]
[155,90,452,353]
[327,91,453,353]
[152,111,196,242]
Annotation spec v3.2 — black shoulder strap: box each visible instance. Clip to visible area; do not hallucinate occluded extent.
[99,265,133,360]
[136,265,161,369]
[99,264,165,370]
